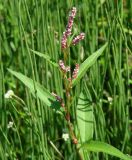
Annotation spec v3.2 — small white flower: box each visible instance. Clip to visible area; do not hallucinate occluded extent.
[108,97,113,104]
[7,121,14,129]
[4,90,14,99]
[62,133,69,141]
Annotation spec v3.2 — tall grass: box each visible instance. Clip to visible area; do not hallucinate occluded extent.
[0,0,132,159]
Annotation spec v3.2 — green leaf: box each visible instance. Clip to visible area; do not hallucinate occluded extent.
[76,92,93,143]
[8,69,55,107]
[72,42,108,87]
[76,92,93,159]
[30,49,59,67]
[80,140,132,160]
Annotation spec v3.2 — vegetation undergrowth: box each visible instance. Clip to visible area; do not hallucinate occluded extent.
[0,0,132,160]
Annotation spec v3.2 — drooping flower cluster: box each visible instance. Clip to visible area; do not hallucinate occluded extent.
[72,33,85,45]
[61,7,77,49]
[59,60,70,73]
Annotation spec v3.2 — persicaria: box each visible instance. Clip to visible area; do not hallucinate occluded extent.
[61,32,67,49]
[72,64,79,79]
[72,33,85,45]
[65,7,77,36]
[61,7,77,49]
[59,60,70,73]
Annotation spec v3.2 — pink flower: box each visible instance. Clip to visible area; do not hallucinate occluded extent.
[72,64,79,79]
[70,7,77,17]
[65,7,77,36]
[61,32,67,49]
[72,33,85,45]
[59,60,65,71]
[59,60,70,73]
[61,7,77,49]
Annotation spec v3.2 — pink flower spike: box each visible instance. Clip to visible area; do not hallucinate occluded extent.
[61,32,67,49]
[59,60,66,71]
[65,7,77,36]
[70,7,77,18]
[59,60,70,73]
[72,64,79,79]
[61,7,77,49]
[72,33,85,45]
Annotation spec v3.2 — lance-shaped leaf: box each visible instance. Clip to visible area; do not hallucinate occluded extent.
[80,140,132,160]
[72,42,108,87]
[76,92,93,159]
[8,69,55,106]
[30,49,59,67]
[76,92,93,142]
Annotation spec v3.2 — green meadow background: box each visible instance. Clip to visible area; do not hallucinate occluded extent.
[0,0,132,159]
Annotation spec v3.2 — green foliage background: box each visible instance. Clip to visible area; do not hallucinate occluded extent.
[0,0,132,159]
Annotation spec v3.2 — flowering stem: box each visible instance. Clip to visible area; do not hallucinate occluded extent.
[61,49,78,144]
[59,6,84,146]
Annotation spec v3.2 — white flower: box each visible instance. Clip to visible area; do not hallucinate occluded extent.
[7,121,13,129]
[62,133,69,141]
[4,90,14,99]
[108,97,113,104]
